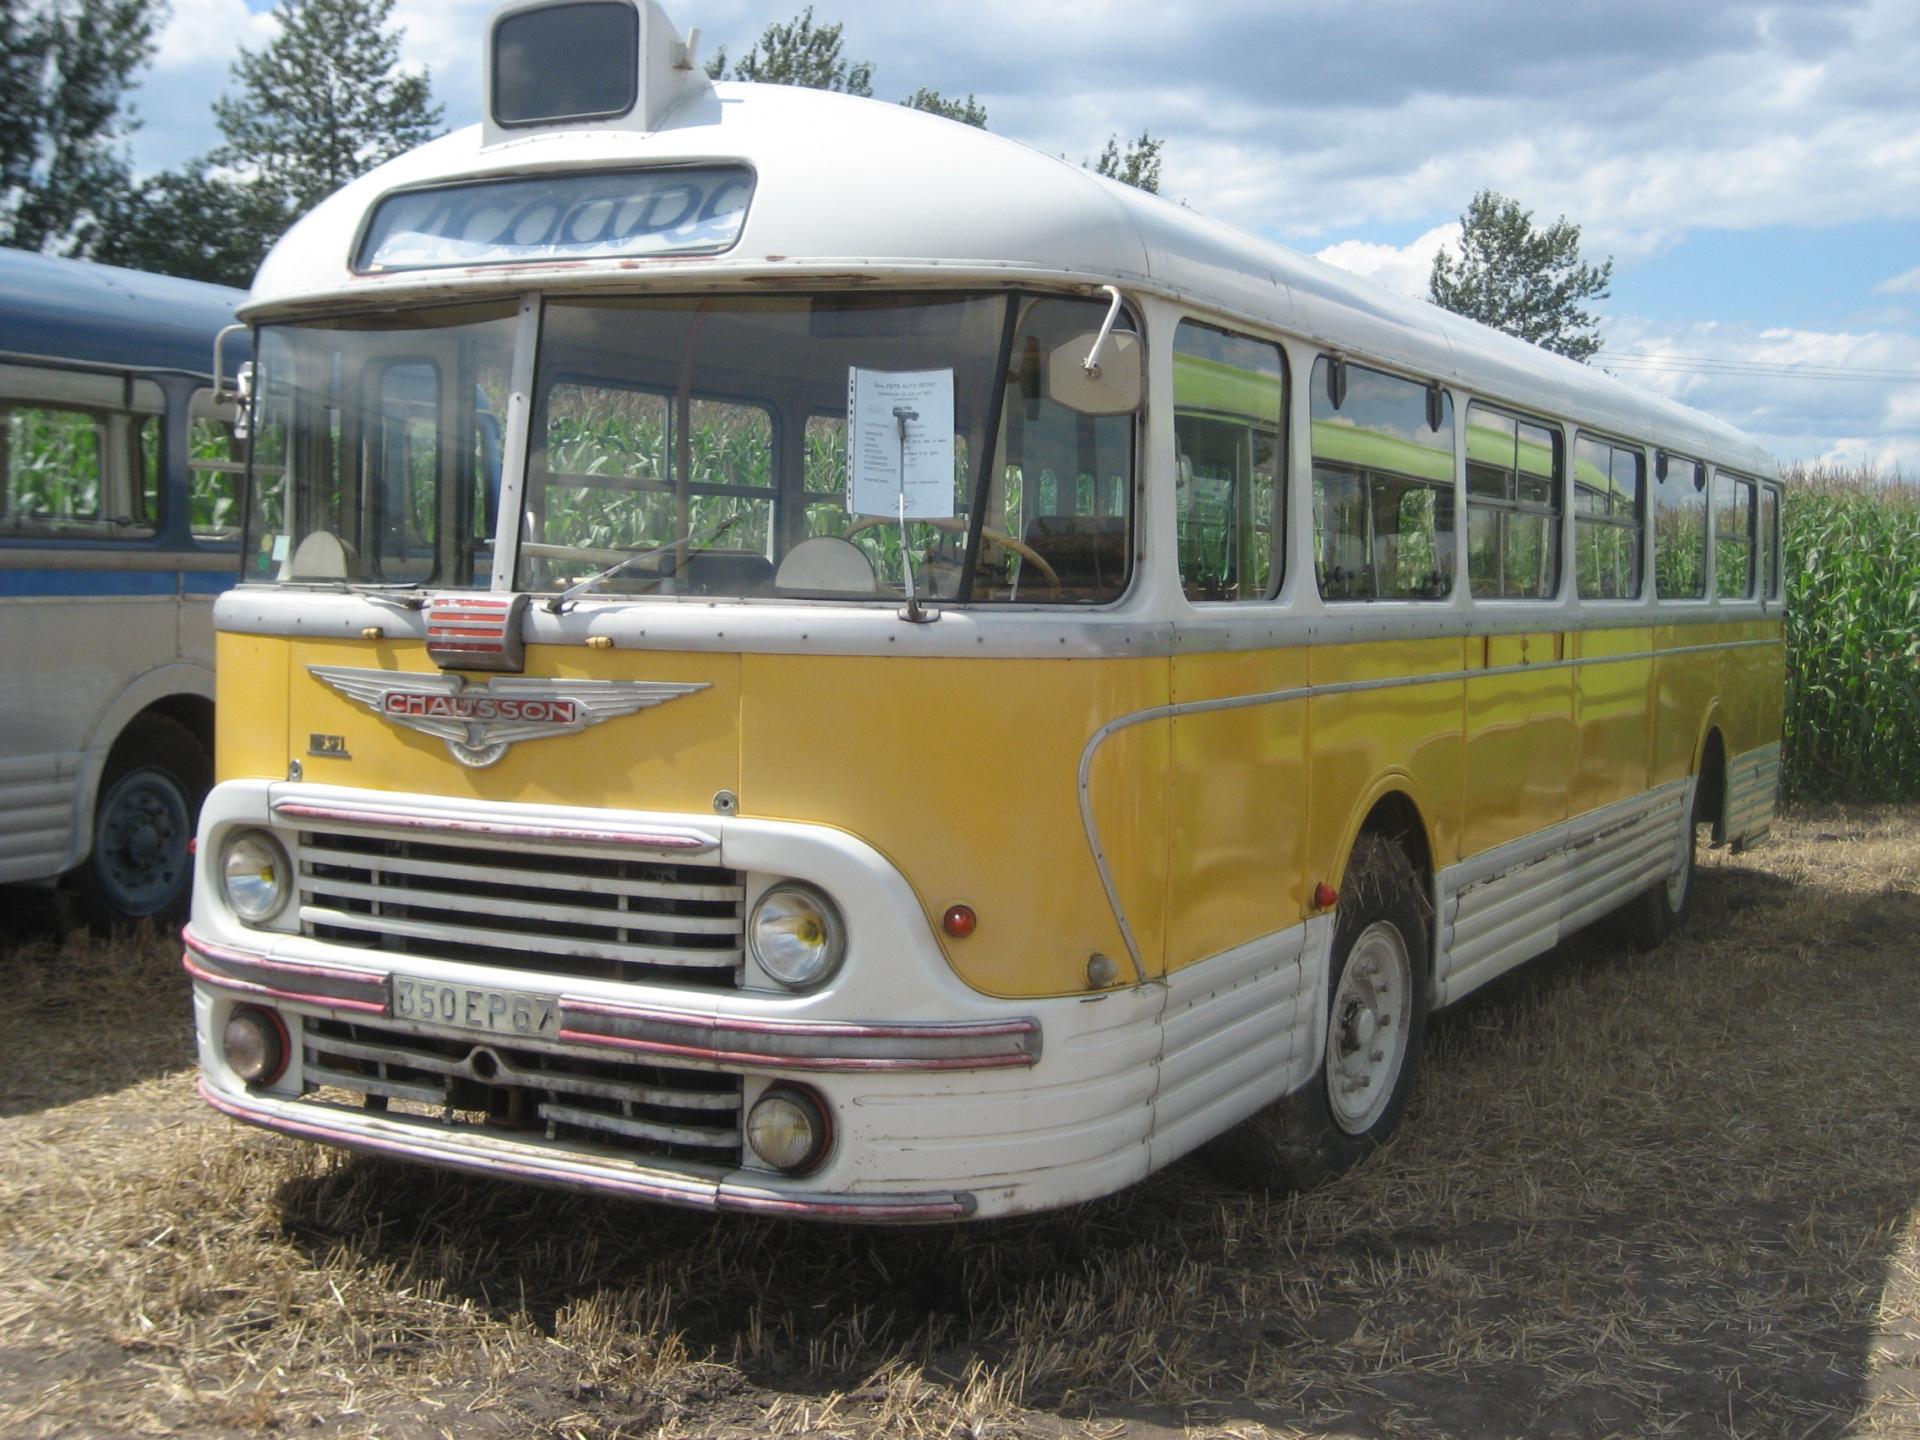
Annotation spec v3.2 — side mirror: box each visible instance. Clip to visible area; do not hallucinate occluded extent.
[1047,333,1142,415]
[233,361,255,441]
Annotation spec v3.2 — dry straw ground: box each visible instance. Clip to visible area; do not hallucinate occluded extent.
[2,809,1918,1440]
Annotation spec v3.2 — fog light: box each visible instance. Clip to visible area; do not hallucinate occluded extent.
[746,1086,830,1173]
[224,1006,288,1085]
[221,827,291,923]
[749,883,846,990]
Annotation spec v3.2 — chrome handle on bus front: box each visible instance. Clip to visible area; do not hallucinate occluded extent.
[212,323,254,440]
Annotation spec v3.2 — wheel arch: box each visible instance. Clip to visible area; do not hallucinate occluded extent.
[1692,716,1729,846]
[64,663,215,871]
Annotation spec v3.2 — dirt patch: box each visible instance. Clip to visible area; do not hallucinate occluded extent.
[2,810,1918,1438]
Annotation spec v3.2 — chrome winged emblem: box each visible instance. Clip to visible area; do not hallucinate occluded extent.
[310,666,709,768]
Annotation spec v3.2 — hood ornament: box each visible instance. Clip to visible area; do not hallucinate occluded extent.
[310,666,708,768]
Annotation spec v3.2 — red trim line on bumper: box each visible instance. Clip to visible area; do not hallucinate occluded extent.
[270,800,717,853]
[559,998,1042,1071]
[196,1078,975,1222]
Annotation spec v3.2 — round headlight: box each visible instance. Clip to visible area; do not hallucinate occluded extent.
[746,1086,831,1173]
[221,827,290,923]
[749,883,846,990]
[224,1005,288,1085]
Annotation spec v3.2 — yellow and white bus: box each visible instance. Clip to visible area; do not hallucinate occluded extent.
[187,0,1785,1220]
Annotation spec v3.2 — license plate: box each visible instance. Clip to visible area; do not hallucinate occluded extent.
[391,976,560,1040]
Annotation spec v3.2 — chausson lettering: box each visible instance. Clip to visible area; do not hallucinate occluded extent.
[383,692,579,724]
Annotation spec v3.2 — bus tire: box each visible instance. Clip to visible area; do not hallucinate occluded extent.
[1617,780,1703,949]
[69,715,210,932]
[1201,833,1429,1193]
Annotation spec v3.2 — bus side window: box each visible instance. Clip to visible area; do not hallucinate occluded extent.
[1310,358,1454,601]
[0,403,163,538]
[1714,472,1756,599]
[1466,405,1561,599]
[1654,453,1707,599]
[188,389,246,542]
[1573,433,1644,600]
[1172,319,1286,602]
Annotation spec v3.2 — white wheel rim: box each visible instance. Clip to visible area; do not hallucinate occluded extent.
[1326,920,1412,1135]
[1665,821,1696,911]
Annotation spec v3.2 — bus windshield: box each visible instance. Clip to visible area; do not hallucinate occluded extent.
[242,290,1136,604]
[244,302,516,589]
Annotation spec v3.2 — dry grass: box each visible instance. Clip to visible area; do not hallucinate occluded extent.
[2,810,1919,1439]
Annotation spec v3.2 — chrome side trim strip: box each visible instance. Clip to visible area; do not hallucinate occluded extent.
[1433,779,1691,1005]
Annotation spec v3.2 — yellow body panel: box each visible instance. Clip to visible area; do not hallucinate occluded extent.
[1167,646,1311,968]
[1463,632,1572,856]
[231,616,1781,1000]
[216,633,291,781]
[1305,639,1465,883]
[739,654,1170,995]
[1570,625,1654,818]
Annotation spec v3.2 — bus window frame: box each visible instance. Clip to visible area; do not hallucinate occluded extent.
[1652,449,1710,603]
[1711,469,1759,603]
[1570,427,1648,605]
[1463,400,1565,603]
[1170,315,1289,606]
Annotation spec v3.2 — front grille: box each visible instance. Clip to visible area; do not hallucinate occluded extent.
[296,828,745,989]
[298,1016,743,1166]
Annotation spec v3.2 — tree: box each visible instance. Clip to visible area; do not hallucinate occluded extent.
[1427,190,1613,362]
[104,0,442,289]
[707,7,873,95]
[212,0,442,219]
[0,0,161,254]
[1090,131,1163,194]
[91,172,288,288]
[901,87,987,128]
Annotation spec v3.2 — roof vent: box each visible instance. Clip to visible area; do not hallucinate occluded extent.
[482,0,711,146]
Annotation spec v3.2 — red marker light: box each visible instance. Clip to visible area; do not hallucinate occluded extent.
[1312,882,1339,911]
[188,837,198,856]
[942,904,977,938]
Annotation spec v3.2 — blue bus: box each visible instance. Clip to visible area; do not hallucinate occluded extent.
[0,249,248,926]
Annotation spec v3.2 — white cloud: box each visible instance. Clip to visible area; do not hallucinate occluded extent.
[1314,225,1460,300]
[1877,266,1920,295]
[155,0,277,70]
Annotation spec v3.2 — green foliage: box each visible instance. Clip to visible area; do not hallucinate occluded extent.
[1090,131,1163,194]
[1429,190,1612,363]
[92,170,287,288]
[0,0,161,254]
[901,88,988,128]
[1780,468,1920,802]
[104,0,441,287]
[709,7,873,95]
[214,0,442,217]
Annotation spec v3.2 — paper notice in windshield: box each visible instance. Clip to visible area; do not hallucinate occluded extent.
[847,368,956,518]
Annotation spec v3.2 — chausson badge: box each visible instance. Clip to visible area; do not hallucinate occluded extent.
[310,666,709,769]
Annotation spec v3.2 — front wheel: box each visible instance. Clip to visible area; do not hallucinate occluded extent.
[1201,834,1430,1192]
[69,715,210,932]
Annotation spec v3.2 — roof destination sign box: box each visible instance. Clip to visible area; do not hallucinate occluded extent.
[355,166,752,272]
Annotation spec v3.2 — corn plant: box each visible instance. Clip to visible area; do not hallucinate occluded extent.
[1781,466,1920,801]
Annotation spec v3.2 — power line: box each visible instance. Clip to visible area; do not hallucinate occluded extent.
[1597,351,1920,384]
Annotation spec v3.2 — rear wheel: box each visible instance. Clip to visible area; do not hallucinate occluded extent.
[1201,833,1430,1192]
[1617,779,1705,949]
[69,715,210,932]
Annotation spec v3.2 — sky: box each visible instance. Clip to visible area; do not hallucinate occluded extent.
[127,0,1920,472]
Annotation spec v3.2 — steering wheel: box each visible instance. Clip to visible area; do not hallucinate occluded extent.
[840,515,1062,592]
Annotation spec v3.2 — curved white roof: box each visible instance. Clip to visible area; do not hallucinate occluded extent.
[249,80,1773,478]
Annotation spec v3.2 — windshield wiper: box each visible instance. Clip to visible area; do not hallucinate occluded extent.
[544,514,744,614]
[308,580,428,611]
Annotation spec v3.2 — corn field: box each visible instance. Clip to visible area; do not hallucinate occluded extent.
[1781,465,1920,802]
